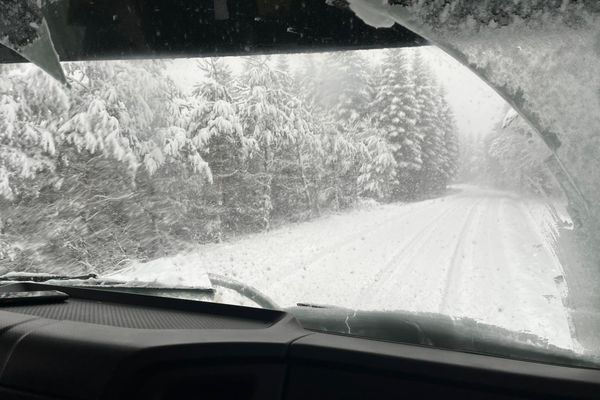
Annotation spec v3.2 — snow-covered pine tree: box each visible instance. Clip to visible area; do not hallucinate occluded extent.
[412,51,445,195]
[293,54,338,216]
[1,60,213,273]
[0,65,69,201]
[437,86,459,188]
[294,54,336,210]
[188,58,245,240]
[61,60,212,179]
[355,64,393,201]
[236,56,292,231]
[425,84,452,192]
[330,51,370,125]
[63,60,217,266]
[356,116,397,201]
[269,55,322,219]
[365,48,422,201]
[317,51,371,209]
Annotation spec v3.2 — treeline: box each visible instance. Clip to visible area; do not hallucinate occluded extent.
[0,48,458,273]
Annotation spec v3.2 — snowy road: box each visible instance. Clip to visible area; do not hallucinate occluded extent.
[136,185,576,349]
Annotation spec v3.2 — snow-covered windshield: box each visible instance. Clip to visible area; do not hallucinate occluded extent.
[0,43,598,366]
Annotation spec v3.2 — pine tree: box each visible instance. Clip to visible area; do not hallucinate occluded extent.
[188,58,245,240]
[368,48,421,200]
[61,60,211,178]
[317,51,371,208]
[412,51,445,195]
[271,55,322,218]
[356,116,397,201]
[0,65,69,201]
[236,56,292,230]
[437,86,459,188]
[329,51,369,125]
[293,54,330,215]
[0,61,214,272]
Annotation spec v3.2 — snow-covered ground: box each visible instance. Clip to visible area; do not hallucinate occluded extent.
[127,184,576,350]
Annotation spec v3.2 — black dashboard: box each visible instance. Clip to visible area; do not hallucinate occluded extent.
[0,283,598,399]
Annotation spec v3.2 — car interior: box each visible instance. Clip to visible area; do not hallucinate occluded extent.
[0,1,599,399]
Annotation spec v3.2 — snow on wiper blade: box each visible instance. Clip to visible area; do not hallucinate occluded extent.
[0,271,214,292]
[0,272,97,282]
[99,259,213,290]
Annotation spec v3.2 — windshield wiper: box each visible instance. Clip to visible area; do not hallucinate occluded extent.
[207,273,279,310]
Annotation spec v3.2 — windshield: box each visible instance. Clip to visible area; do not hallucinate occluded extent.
[1,44,598,367]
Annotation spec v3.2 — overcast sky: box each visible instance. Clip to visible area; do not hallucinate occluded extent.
[166,46,507,141]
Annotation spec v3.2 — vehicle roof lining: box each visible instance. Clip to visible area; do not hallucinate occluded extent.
[0,0,426,65]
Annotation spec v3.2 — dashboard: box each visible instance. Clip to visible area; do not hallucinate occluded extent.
[0,283,598,399]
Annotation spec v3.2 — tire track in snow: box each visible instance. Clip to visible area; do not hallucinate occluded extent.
[296,201,442,271]
[439,197,525,326]
[361,198,475,308]
[374,197,485,313]
[267,198,456,292]
[436,195,575,350]
[201,199,456,288]
[439,198,487,315]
